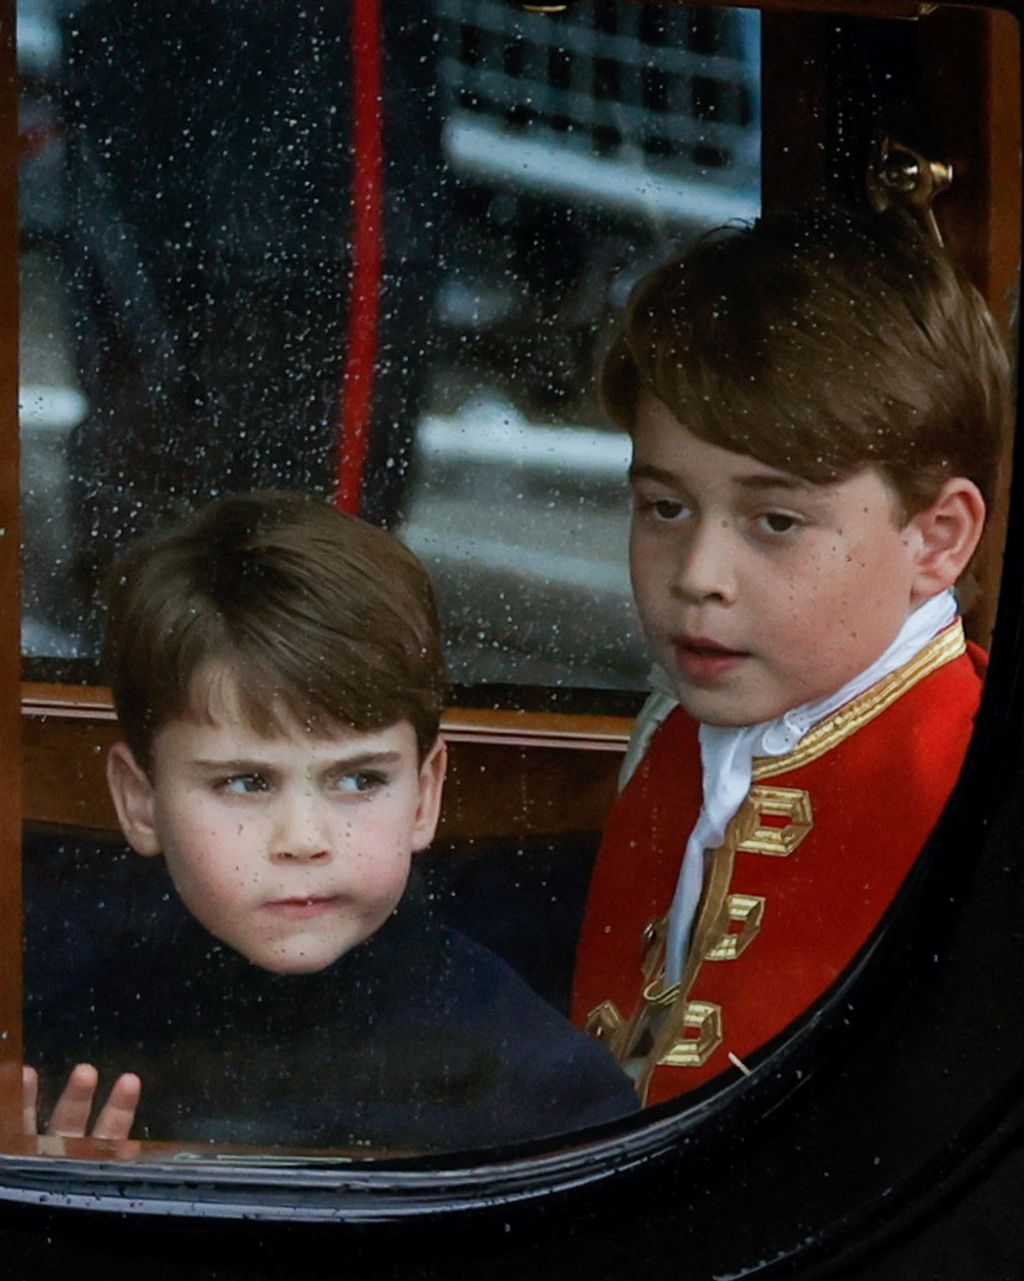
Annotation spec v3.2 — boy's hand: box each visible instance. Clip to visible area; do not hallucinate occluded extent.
[22,1063,142,1139]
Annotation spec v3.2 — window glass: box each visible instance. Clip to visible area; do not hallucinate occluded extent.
[18,0,761,693]
[15,0,766,1161]
[14,0,1015,1189]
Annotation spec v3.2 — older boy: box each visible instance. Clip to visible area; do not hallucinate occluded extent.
[26,493,637,1150]
[572,204,1010,1106]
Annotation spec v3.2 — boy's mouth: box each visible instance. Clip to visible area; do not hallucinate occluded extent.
[263,895,341,920]
[672,635,749,684]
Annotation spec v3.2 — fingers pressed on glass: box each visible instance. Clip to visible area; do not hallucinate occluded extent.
[47,1062,100,1137]
[21,1064,39,1136]
[91,1073,142,1141]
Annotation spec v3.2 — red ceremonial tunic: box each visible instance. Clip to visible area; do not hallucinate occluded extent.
[572,623,985,1107]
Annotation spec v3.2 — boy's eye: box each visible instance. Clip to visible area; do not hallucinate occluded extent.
[758,511,802,535]
[220,773,269,796]
[332,771,388,795]
[636,496,690,523]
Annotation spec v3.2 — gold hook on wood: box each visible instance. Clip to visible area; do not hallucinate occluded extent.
[866,134,953,245]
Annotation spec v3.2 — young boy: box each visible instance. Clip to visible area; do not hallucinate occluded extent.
[25,492,638,1150]
[571,204,1011,1107]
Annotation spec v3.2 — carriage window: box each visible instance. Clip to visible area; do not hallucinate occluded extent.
[18,0,760,694]
[8,0,1020,1195]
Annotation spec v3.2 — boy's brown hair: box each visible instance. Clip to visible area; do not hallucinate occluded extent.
[601,203,1011,516]
[105,492,447,771]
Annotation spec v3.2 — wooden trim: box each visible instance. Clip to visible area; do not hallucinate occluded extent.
[21,682,117,720]
[442,707,631,751]
[20,687,632,838]
[21,683,634,747]
[922,8,1022,319]
[887,9,1017,649]
[760,5,1020,649]
[981,9,1022,337]
[920,7,1021,646]
[0,0,21,1125]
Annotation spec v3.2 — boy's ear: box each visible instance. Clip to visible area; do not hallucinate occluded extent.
[106,742,163,857]
[411,737,447,853]
[907,477,987,604]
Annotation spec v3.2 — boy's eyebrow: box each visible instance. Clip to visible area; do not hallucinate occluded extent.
[191,751,404,771]
[627,462,680,487]
[733,473,814,494]
[191,758,278,772]
[322,751,404,770]
[628,461,810,492]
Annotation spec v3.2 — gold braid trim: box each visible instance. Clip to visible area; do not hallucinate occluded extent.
[635,809,748,1097]
[752,622,966,782]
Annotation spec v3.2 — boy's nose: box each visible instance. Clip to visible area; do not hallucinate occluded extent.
[276,845,331,863]
[271,796,333,863]
[671,521,737,604]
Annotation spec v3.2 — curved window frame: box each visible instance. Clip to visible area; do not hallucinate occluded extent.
[3,2,1024,1277]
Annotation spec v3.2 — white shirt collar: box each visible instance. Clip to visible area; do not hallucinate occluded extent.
[651,589,959,984]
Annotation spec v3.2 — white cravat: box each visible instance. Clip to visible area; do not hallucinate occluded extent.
[620,589,959,986]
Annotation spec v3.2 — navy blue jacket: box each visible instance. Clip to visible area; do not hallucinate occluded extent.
[25,868,638,1154]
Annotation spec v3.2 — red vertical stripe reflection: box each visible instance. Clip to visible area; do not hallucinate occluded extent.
[336,0,383,513]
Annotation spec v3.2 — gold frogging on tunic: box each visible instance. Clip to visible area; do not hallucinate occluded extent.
[736,786,813,857]
[656,1001,723,1068]
[584,999,624,1045]
[705,893,766,960]
[584,620,968,1097]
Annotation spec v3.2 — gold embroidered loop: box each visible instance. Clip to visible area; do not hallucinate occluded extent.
[737,785,813,857]
[658,1001,723,1067]
[640,915,667,982]
[584,999,624,1043]
[705,893,766,960]
[641,918,663,949]
[642,974,681,1007]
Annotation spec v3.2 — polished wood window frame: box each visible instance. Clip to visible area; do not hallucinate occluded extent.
[3,0,1020,1138]
[13,3,1020,839]
[0,0,21,1120]
[21,683,631,839]
[761,4,1021,646]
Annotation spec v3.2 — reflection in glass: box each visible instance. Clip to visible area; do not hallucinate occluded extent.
[18,0,761,690]
[17,0,762,1156]
[20,0,1014,1161]
[572,199,1011,1106]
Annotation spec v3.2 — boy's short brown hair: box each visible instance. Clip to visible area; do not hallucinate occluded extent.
[601,203,1011,515]
[105,492,446,771]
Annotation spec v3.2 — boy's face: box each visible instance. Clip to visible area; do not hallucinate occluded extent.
[109,706,445,975]
[628,395,927,727]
